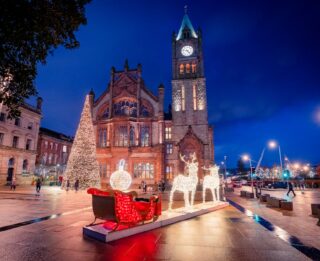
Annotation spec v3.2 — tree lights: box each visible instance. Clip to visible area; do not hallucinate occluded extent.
[62,95,100,190]
[202,165,220,203]
[169,153,198,210]
[110,159,132,191]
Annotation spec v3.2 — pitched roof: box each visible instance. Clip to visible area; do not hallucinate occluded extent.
[176,14,198,40]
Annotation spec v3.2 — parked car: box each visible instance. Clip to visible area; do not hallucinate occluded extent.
[232,180,242,188]
[268,182,287,189]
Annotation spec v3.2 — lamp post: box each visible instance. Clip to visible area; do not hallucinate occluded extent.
[268,141,283,178]
[242,154,253,193]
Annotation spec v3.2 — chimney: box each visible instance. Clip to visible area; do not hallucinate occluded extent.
[36,97,43,111]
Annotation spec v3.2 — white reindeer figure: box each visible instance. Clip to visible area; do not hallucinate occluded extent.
[169,153,199,210]
[202,164,220,203]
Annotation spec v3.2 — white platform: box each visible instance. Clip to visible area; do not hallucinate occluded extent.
[83,201,229,243]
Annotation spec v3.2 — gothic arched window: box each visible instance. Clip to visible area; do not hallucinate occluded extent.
[192,63,197,73]
[179,64,184,74]
[114,125,128,147]
[186,63,190,74]
[140,105,150,117]
[129,126,135,146]
[140,125,150,147]
[99,128,107,147]
[102,108,109,119]
[113,100,137,117]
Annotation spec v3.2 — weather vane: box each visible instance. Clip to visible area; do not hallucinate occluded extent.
[184,5,188,14]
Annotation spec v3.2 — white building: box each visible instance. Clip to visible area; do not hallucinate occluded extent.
[0,98,42,184]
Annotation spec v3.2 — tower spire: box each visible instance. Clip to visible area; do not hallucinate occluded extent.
[176,6,198,40]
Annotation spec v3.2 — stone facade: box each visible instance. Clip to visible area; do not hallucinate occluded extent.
[92,61,165,186]
[91,12,214,186]
[35,127,73,178]
[0,99,42,184]
[169,12,214,179]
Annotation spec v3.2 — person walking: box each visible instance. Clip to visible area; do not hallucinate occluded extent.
[74,179,79,191]
[36,177,42,195]
[10,178,16,191]
[287,182,296,197]
[66,179,70,191]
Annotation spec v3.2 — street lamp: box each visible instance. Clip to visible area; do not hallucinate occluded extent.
[268,140,283,178]
[242,154,254,193]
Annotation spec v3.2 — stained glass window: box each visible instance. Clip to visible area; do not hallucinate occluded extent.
[140,125,150,147]
[113,100,137,117]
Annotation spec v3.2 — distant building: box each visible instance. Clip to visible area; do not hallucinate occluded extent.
[35,127,73,179]
[0,98,42,184]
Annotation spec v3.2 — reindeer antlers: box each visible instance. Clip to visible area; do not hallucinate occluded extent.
[179,153,197,164]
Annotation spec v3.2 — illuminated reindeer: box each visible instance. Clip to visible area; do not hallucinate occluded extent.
[202,164,220,203]
[169,153,199,210]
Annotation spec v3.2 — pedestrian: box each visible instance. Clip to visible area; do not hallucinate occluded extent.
[66,179,70,191]
[10,178,16,191]
[74,179,79,191]
[143,181,147,193]
[161,180,166,193]
[36,177,41,195]
[287,182,296,197]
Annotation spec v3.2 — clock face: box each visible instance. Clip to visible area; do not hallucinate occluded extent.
[181,45,194,56]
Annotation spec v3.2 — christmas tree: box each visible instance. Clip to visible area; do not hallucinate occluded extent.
[62,95,100,190]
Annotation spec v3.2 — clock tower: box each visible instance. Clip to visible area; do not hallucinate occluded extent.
[171,8,214,177]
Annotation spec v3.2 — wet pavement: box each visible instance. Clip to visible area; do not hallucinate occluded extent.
[0,185,317,260]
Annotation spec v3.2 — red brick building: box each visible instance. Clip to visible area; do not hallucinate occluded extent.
[36,127,73,177]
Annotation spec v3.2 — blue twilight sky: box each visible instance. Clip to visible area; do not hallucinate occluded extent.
[34,0,320,167]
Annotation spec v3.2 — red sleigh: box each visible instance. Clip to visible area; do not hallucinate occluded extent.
[87,188,161,230]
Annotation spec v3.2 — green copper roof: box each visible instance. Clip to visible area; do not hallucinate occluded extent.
[176,14,198,40]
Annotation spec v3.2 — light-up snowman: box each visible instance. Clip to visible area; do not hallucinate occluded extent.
[110,159,132,191]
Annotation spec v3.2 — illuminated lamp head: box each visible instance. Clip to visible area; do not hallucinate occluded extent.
[110,159,132,191]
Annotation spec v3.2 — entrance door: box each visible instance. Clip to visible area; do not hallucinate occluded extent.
[7,158,15,182]
[7,168,14,182]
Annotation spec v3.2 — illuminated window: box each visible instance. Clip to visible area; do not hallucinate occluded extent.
[140,125,150,147]
[193,85,197,110]
[62,145,67,153]
[48,153,52,164]
[181,86,185,111]
[44,141,48,149]
[192,63,196,73]
[133,163,154,179]
[165,127,172,140]
[186,64,190,73]
[50,142,53,150]
[99,128,107,147]
[166,165,173,180]
[115,126,128,147]
[179,64,184,74]
[22,160,28,173]
[166,144,173,154]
